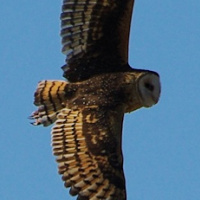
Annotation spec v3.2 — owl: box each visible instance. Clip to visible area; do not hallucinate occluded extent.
[31,0,161,200]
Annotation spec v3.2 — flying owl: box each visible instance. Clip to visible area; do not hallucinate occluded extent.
[31,0,161,199]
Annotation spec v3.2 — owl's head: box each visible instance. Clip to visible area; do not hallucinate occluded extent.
[138,72,161,107]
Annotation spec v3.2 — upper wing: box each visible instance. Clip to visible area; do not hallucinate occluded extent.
[52,106,126,200]
[61,0,135,82]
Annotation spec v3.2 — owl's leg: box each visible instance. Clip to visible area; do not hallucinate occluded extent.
[30,80,68,126]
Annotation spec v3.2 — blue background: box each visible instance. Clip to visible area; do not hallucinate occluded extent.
[1,1,199,199]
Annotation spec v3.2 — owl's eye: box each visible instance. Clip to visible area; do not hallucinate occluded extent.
[144,82,154,91]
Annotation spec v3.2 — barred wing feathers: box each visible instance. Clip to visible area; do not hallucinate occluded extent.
[61,0,135,81]
[31,80,126,200]
[52,107,126,200]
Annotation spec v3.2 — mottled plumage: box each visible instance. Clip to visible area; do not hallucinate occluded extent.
[31,0,161,200]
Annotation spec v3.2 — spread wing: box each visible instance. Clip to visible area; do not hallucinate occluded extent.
[52,106,126,200]
[61,0,135,82]
[31,78,127,199]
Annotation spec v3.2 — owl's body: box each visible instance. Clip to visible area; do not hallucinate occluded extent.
[33,70,159,126]
[31,0,161,199]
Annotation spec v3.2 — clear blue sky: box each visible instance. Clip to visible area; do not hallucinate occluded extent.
[1,1,200,200]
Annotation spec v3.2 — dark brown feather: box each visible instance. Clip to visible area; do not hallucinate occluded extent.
[61,0,135,82]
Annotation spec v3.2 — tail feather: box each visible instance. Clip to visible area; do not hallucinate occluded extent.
[30,80,68,126]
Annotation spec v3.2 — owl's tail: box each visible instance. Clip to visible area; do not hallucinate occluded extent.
[30,80,68,126]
